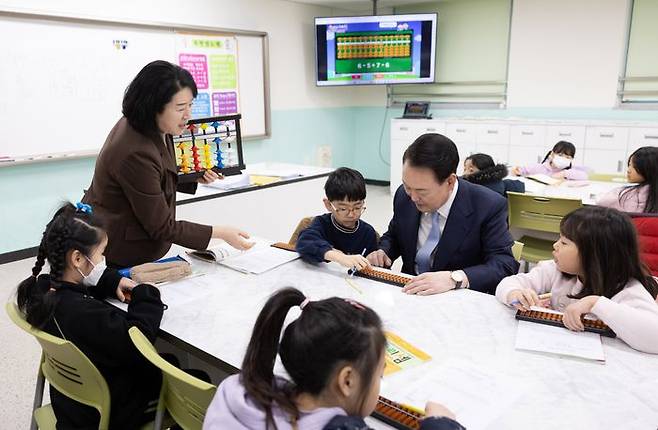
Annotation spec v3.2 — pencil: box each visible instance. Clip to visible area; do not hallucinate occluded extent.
[538,293,552,300]
[344,276,363,294]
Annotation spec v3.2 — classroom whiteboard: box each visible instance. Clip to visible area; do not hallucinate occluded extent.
[0,11,270,161]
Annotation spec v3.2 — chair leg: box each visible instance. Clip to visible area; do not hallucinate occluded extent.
[153,382,166,430]
[31,364,46,430]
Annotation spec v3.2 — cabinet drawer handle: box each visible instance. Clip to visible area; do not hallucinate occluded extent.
[426,128,436,131]
[618,160,623,172]
[521,131,534,136]
[487,130,499,134]
[644,135,658,139]
[599,133,614,138]
[399,127,408,131]
[558,132,572,137]
[456,128,466,133]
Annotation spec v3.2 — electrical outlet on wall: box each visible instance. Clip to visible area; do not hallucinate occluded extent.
[317,145,332,167]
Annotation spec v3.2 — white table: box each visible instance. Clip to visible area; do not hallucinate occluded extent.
[176,162,333,245]
[114,256,658,430]
[517,177,626,205]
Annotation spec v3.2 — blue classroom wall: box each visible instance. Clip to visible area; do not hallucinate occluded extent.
[1,105,657,254]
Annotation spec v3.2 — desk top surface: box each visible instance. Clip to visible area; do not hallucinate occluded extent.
[516,177,625,205]
[112,254,658,430]
[177,162,333,203]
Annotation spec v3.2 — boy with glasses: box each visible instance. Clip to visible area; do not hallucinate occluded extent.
[296,167,378,271]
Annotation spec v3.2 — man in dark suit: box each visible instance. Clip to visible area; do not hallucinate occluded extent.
[367,133,519,295]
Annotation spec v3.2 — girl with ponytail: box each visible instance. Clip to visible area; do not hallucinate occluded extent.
[203,287,464,430]
[15,202,165,429]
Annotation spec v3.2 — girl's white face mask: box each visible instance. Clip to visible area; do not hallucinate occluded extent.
[78,256,106,286]
[552,154,572,169]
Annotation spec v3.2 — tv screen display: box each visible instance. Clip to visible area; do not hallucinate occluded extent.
[315,13,437,86]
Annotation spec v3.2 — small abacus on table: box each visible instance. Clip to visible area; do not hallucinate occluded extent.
[515,308,616,338]
[372,396,423,430]
[173,114,245,179]
[354,267,413,287]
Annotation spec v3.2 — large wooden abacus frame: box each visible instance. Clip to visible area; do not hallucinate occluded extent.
[515,309,616,338]
[354,267,413,287]
[372,396,423,430]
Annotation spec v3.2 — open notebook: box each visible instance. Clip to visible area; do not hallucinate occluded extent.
[187,242,300,274]
[525,173,562,186]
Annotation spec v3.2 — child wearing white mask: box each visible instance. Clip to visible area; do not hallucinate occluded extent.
[512,141,588,181]
[15,202,166,428]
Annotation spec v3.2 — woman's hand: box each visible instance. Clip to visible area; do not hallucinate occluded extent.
[117,277,137,303]
[563,296,599,331]
[198,169,223,184]
[213,226,254,250]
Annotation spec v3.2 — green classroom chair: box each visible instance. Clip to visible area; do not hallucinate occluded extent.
[507,192,582,270]
[129,326,217,430]
[588,172,628,183]
[5,302,111,430]
[511,241,524,262]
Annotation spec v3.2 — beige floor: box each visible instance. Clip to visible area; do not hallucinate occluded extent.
[0,184,394,428]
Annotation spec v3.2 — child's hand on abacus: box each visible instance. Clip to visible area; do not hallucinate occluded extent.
[425,401,456,420]
[507,289,541,309]
[334,253,370,271]
[563,296,599,331]
[117,277,137,303]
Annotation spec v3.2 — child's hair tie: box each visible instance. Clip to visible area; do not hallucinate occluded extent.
[344,298,365,310]
[299,297,310,310]
[75,202,93,214]
[48,287,56,293]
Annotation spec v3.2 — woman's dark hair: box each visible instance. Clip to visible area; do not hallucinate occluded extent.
[541,140,576,166]
[122,60,198,136]
[16,203,106,329]
[465,153,495,171]
[620,146,658,213]
[325,167,366,201]
[240,288,386,429]
[560,206,658,300]
[403,133,459,183]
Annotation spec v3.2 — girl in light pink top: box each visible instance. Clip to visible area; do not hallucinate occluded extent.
[512,141,588,180]
[496,206,658,354]
[596,146,658,213]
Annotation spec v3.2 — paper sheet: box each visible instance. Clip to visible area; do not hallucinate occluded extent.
[220,245,300,274]
[515,320,605,362]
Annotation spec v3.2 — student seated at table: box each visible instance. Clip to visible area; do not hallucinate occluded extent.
[462,153,525,197]
[495,206,658,354]
[203,287,465,430]
[596,146,658,213]
[16,202,165,428]
[296,167,378,271]
[511,141,588,181]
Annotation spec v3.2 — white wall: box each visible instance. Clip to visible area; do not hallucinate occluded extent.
[0,0,386,110]
[507,0,630,108]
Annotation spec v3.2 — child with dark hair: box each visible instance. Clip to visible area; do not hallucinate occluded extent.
[203,287,464,429]
[463,153,525,197]
[16,202,165,428]
[495,206,658,353]
[512,141,588,180]
[296,167,378,271]
[597,146,658,213]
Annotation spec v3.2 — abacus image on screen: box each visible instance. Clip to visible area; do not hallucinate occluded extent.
[173,114,245,179]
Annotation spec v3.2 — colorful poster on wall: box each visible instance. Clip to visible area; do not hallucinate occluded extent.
[175,34,240,119]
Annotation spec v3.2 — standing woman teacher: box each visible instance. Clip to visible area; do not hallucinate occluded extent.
[83,60,252,267]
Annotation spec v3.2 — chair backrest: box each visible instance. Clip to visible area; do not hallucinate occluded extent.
[588,173,628,183]
[511,241,524,262]
[5,302,111,429]
[288,216,315,246]
[129,327,217,430]
[631,216,658,276]
[507,192,582,233]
